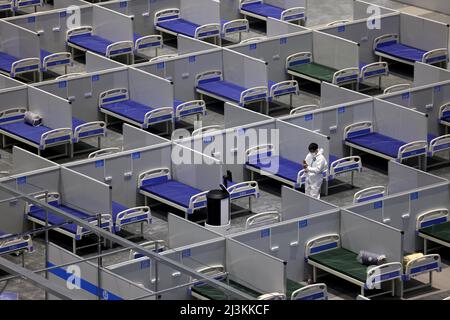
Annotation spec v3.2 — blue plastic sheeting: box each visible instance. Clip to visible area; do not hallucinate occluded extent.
[101,100,160,124]
[157,19,199,38]
[375,43,426,63]
[0,121,58,145]
[198,79,248,103]
[0,51,19,73]
[247,155,301,182]
[241,2,284,19]
[68,34,113,55]
[140,179,204,208]
[346,132,406,158]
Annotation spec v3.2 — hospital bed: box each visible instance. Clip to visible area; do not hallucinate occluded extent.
[138,167,209,219]
[0,108,73,158]
[129,240,166,259]
[374,34,448,69]
[71,118,106,153]
[0,0,13,16]
[138,168,259,219]
[401,253,441,299]
[196,70,268,114]
[290,104,319,115]
[286,52,359,89]
[268,80,299,109]
[67,26,134,64]
[245,144,362,194]
[383,84,411,94]
[221,19,249,43]
[40,50,72,77]
[358,62,389,92]
[0,50,40,81]
[439,102,450,134]
[190,265,328,300]
[133,34,163,59]
[154,9,221,45]
[99,88,173,134]
[353,186,386,204]
[305,234,403,297]
[245,211,281,230]
[0,231,33,257]
[239,0,306,26]
[88,147,122,159]
[416,209,450,254]
[26,192,151,253]
[174,99,206,124]
[344,121,428,170]
[14,0,41,13]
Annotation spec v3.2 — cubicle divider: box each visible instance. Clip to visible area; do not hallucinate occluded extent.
[266,17,309,37]
[0,86,28,114]
[5,5,93,55]
[228,30,313,83]
[92,5,134,44]
[313,31,359,71]
[347,160,449,253]
[12,146,58,174]
[85,52,124,73]
[413,62,450,87]
[47,243,155,300]
[168,213,222,248]
[100,0,180,36]
[33,67,129,122]
[60,167,112,217]
[180,0,221,27]
[222,48,268,90]
[135,48,223,101]
[177,35,220,55]
[0,167,60,234]
[64,142,172,208]
[281,186,338,221]
[224,102,272,128]
[280,98,374,158]
[373,99,428,145]
[231,209,340,282]
[380,81,450,138]
[28,86,72,130]
[0,20,40,62]
[122,124,170,151]
[320,82,370,108]
[340,209,404,263]
[0,74,24,90]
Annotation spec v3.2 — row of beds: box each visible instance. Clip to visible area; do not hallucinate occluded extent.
[125,207,450,300]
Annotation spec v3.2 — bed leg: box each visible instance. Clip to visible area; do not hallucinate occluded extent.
[423,155,427,172]
[238,32,242,43]
[144,196,148,207]
[351,171,354,187]
[98,136,101,149]
[392,279,395,297]
[140,222,144,237]
[361,286,364,296]
[38,149,41,157]
[424,238,427,254]
[21,253,25,268]
[105,114,109,128]
[312,266,317,282]
[73,239,76,254]
[378,77,382,91]
[70,144,74,158]
[248,197,252,213]
[289,94,293,108]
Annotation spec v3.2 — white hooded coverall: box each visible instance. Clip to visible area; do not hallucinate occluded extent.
[304,148,327,199]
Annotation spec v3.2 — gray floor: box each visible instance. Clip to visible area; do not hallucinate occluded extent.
[1,0,450,300]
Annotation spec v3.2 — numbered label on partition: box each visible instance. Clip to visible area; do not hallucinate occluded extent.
[261,229,270,238]
[374,201,383,209]
[132,152,141,160]
[182,249,191,258]
[92,75,100,82]
[410,192,419,201]
[280,38,287,45]
[16,177,27,185]
[338,106,346,114]
[95,160,105,168]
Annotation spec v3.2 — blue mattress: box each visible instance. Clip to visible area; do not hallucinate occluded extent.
[101,99,159,124]
[247,155,301,183]
[157,18,198,38]
[111,201,128,221]
[68,34,112,56]
[28,204,95,234]
[140,179,203,208]
[0,51,19,73]
[197,79,248,103]
[241,2,284,19]
[133,33,141,42]
[346,132,405,158]
[0,121,57,145]
[375,43,426,63]
[40,49,51,62]
[72,117,85,130]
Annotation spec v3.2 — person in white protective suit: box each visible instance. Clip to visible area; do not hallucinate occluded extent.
[303,143,328,199]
